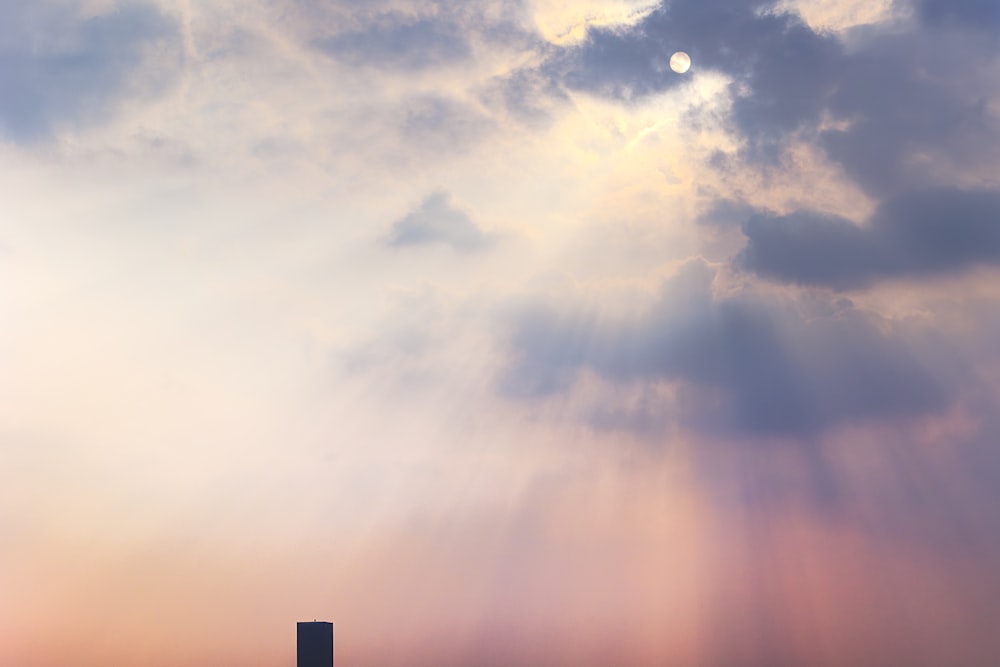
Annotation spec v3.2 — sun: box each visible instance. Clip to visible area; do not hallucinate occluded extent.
[669,51,692,74]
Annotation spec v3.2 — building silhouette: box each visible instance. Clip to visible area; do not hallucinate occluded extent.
[297,621,334,667]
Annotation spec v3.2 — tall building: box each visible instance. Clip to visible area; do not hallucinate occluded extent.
[297,621,334,667]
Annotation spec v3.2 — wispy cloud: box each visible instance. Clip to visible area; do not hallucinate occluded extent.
[315,14,471,70]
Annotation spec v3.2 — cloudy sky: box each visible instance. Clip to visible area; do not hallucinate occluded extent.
[3,0,1000,665]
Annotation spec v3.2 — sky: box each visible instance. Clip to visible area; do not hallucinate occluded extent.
[2,0,1000,665]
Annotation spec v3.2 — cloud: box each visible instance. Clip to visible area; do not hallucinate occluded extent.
[818,29,1000,198]
[697,198,763,229]
[550,0,842,137]
[0,1,181,143]
[916,0,1000,29]
[305,1,537,72]
[738,187,1000,289]
[386,191,495,252]
[401,95,496,152]
[478,65,570,128]
[536,0,999,195]
[501,259,950,437]
[314,13,470,70]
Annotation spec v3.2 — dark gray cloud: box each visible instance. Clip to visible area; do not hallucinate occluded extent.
[738,187,1000,289]
[0,1,181,143]
[501,260,949,437]
[818,30,1000,198]
[534,0,1000,301]
[697,198,762,229]
[916,0,1000,29]
[540,0,1000,194]
[387,191,494,252]
[551,0,842,139]
[315,14,470,70]
[739,210,880,290]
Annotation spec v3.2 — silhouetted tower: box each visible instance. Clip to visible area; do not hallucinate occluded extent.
[297,621,334,667]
